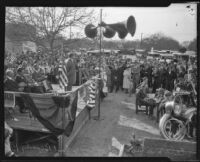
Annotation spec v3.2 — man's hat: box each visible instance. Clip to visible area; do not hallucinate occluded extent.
[6,69,13,75]
[17,67,23,73]
[165,91,172,97]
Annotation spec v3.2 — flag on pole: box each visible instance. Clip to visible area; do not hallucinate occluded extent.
[58,64,68,91]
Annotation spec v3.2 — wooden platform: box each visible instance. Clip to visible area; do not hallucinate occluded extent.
[6,109,50,133]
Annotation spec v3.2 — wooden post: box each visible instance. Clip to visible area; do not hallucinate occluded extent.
[58,96,65,157]
[14,130,19,152]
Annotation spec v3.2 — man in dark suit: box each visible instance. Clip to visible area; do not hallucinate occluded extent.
[65,53,77,91]
[167,66,177,91]
[4,69,27,113]
[136,85,156,117]
[4,70,19,92]
[15,67,31,92]
[110,64,120,93]
[146,64,153,88]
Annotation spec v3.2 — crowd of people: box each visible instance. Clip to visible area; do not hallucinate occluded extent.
[104,55,197,95]
[5,49,197,94]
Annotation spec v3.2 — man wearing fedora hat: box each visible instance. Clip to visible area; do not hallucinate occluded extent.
[65,52,77,91]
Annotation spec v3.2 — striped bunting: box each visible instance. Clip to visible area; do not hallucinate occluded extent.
[58,64,68,91]
[86,81,96,109]
[20,92,78,136]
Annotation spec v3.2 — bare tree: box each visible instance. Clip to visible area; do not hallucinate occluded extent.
[6,7,95,52]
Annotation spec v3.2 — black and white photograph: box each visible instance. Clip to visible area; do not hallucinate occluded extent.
[4,3,198,160]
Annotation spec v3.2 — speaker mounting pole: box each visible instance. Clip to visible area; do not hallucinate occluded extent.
[93,9,104,121]
[98,9,102,120]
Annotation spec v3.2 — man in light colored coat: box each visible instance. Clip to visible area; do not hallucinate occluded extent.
[65,53,76,91]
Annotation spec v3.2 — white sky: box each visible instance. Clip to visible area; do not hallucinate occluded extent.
[67,3,197,43]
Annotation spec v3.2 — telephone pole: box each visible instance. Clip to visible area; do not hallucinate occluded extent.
[140,33,143,49]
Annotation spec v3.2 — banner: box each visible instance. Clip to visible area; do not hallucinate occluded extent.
[20,92,78,136]
[4,92,15,108]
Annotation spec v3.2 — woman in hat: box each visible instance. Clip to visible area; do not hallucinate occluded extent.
[123,67,132,94]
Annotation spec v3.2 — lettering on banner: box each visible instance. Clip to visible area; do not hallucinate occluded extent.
[4,92,15,108]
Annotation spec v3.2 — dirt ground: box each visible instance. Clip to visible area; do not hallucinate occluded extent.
[65,90,161,157]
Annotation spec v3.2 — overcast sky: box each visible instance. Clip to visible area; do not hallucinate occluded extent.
[67,3,197,43]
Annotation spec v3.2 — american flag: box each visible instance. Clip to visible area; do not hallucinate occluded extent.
[7,55,16,64]
[58,64,68,91]
[27,66,34,74]
[86,81,96,108]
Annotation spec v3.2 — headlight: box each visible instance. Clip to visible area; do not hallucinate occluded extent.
[174,104,182,115]
[165,101,174,114]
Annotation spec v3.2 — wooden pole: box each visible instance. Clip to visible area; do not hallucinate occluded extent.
[97,9,103,120]
[58,97,65,157]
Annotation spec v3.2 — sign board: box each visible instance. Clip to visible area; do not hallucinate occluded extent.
[51,84,65,93]
[4,92,15,108]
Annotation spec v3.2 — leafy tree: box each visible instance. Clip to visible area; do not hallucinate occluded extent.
[188,38,197,51]
[179,47,187,53]
[142,33,180,50]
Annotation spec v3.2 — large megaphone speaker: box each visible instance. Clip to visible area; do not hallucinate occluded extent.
[102,26,116,38]
[85,24,98,39]
[101,15,136,39]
